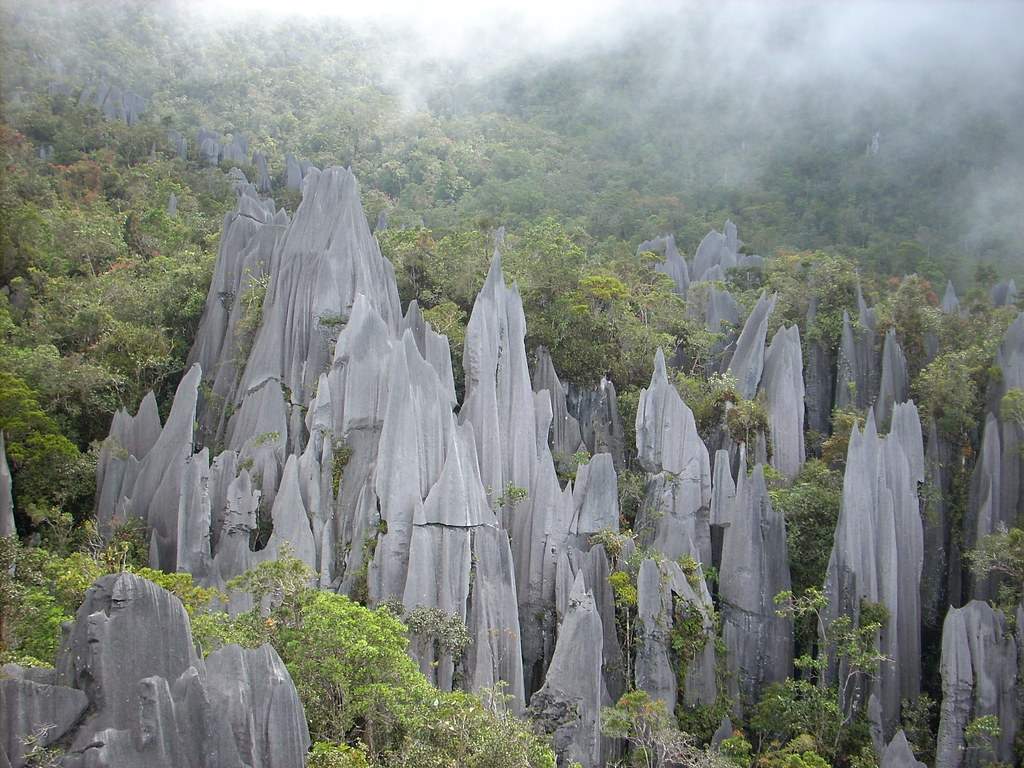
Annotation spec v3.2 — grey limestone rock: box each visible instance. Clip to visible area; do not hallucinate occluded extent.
[762,325,805,480]
[241,166,401,409]
[639,234,690,296]
[719,459,793,713]
[460,249,537,524]
[804,297,834,437]
[566,377,625,470]
[881,730,926,768]
[205,644,310,768]
[252,151,272,194]
[728,292,776,399]
[635,349,712,564]
[1,433,14,537]
[0,677,88,768]
[42,572,308,768]
[877,329,909,431]
[942,281,960,314]
[528,572,603,768]
[569,453,619,538]
[935,601,1019,768]
[634,558,718,711]
[285,154,303,190]
[532,346,584,463]
[990,279,1018,307]
[824,405,925,736]
[167,192,178,217]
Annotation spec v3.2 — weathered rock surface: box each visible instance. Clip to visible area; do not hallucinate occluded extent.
[881,730,926,768]
[762,324,805,480]
[728,292,776,399]
[635,349,712,565]
[532,346,584,463]
[528,572,603,768]
[942,281,960,314]
[877,329,909,431]
[935,601,1019,768]
[990,278,1018,307]
[27,572,312,768]
[634,558,718,712]
[824,404,924,737]
[1,433,14,537]
[567,378,625,470]
[719,459,793,713]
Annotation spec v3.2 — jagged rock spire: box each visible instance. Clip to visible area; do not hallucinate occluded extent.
[635,348,712,564]
[728,292,776,399]
[941,281,960,314]
[935,601,1019,767]
[532,346,585,462]
[1,433,16,537]
[719,459,793,713]
[824,404,924,737]
[762,324,805,480]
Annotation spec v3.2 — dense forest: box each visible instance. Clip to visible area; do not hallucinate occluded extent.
[1,2,1022,768]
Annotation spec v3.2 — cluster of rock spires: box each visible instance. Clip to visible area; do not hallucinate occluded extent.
[73,168,1024,767]
[1,572,308,768]
[77,80,145,125]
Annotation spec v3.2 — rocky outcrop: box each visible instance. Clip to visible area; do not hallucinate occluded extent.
[881,730,926,768]
[0,572,312,768]
[823,404,924,737]
[762,324,805,480]
[1,433,14,537]
[876,329,909,431]
[528,572,603,768]
[728,292,776,399]
[635,349,712,565]
[804,297,834,435]
[935,601,1019,768]
[566,378,625,470]
[639,234,690,296]
[78,81,145,125]
[253,151,272,194]
[835,287,880,412]
[533,346,584,463]
[719,459,793,713]
[990,279,1017,307]
[942,281,960,315]
[634,558,718,712]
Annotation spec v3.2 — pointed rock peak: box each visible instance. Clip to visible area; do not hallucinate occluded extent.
[652,347,669,385]
[942,280,960,313]
[404,299,423,328]
[483,246,505,295]
[863,408,879,441]
[569,568,590,606]
[1,431,13,537]
[882,730,926,768]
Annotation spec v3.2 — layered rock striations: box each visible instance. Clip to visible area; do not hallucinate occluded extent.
[718,459,793,713]
[935,601,1019,768]
[635,349,712,566]
[0,572,308,768]
[823,403,924,737]
[761,325,805,480]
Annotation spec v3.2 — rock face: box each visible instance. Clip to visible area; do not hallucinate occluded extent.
[567,378,625,471]
[990,279,1018,307]
[942,281,960,314]
[823,404,924,737]
[719,459,793,713]
[0,573,309,768]
[762,325,805,480]
[935,601,1019,768]
[78,81,145,125]
[635,348,712,566]
[728,292,776,399]
[532,346,584,464]
[1,433,14,537]
[965,312,1024,601]
[881,730,926,768]
[634,558,718,712]
[835,287,880,412]
[528,573,603,768]
[876,329,909,431]
[639,234,690,296]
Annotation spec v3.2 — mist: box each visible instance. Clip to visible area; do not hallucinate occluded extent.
[3,0,1022,274]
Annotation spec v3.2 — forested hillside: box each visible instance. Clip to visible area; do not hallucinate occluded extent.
[1,2,1022,768]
